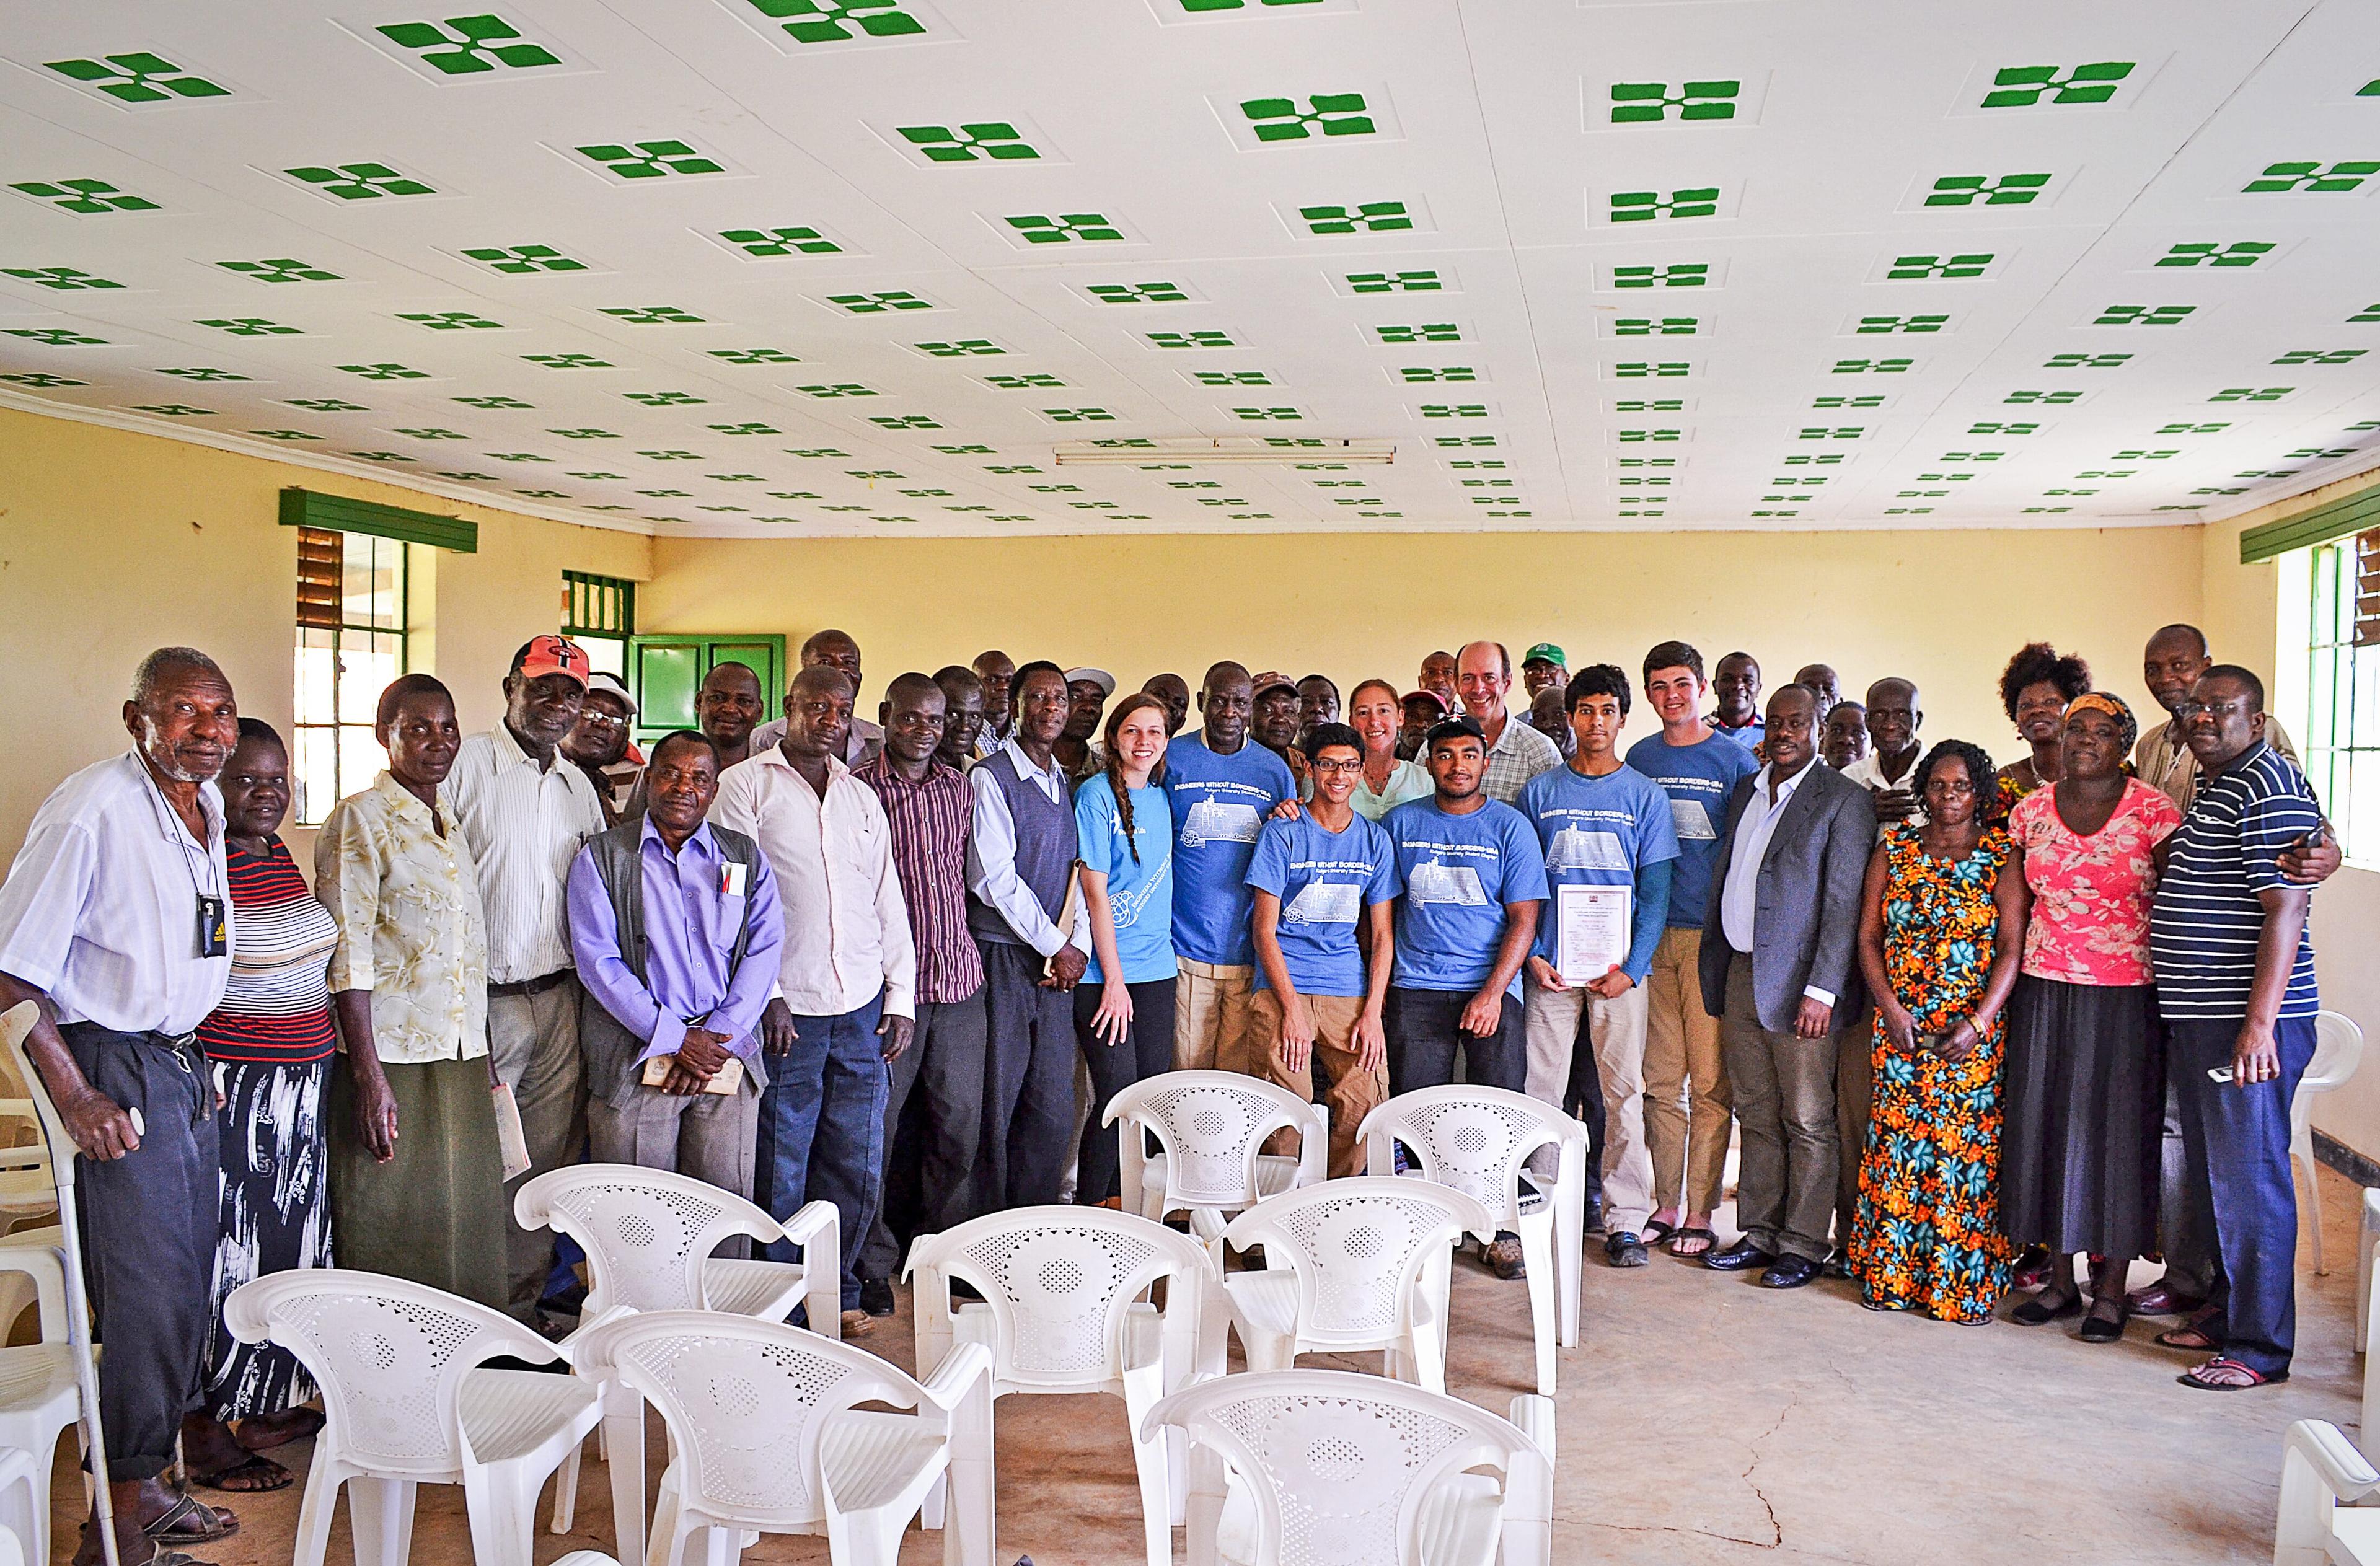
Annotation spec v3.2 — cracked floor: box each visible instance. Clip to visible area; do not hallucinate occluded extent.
[107,1163,2368,1565]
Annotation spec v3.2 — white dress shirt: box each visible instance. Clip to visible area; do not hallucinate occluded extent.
[445,724,606,983]
[1719,757,1836,1006]
[749,715,882,767]
[711,746,917,1019]
[1841,747,1926,834]
[0,752,232,1034]
[964,738,1091,957]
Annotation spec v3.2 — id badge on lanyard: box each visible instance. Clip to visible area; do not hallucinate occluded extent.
[197,895,228,959]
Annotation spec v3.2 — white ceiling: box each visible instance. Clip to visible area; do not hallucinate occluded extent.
[4,0,2380,538]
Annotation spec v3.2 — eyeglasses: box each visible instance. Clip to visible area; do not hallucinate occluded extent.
[1310,758,1364,775]
[575,710,627,731]
[2176,700,2254,721]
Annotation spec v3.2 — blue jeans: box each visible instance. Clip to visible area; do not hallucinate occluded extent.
[2169,1014,2316,1378]
[754,992,889,1312]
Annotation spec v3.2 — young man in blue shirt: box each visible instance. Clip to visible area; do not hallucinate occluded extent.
[1624,641,1759,1259]
[1383,716,1549,1278]
[1165,661,1297,1076]
[1248,722,1399,1177]
[1518,666,1678,1269]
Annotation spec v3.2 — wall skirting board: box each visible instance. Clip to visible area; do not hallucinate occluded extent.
[2315,1130,2380,1189]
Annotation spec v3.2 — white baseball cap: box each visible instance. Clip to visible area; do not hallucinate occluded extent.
[584,671,638,715]
[1064,666,1117,698]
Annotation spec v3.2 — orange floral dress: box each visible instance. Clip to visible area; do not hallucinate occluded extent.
[1847,824,2016,1324]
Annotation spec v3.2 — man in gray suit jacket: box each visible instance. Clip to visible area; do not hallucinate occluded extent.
[1695,685,1875,1288]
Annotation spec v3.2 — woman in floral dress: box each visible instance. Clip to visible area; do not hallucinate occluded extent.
[1849,739,2030,1323]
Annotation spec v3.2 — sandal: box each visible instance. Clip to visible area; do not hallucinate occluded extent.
[1666,1226,1716,1259]
[190,1454,292,1493]
[2079,1306,2129,1344]
[2154,1305,2223,1353]
[234,1407,324,1452]
[2177,1355,2286,1391]
[1642,1218,1678,1246]
[143,1493,239,1545]
[2011,1294,2081,1327]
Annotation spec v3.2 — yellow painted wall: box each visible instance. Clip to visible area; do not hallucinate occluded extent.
[643,526,2206,753]
[0,407,650,851]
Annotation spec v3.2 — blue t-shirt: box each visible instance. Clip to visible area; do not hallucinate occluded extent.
[1624,732,1758,928]
[1709,717,1765,752]
[1162,733,1297,966]
[1516,763,1680,979]
[1245,812,1400,998]
[1382,798,1549,995]
[1073,775,1176,985]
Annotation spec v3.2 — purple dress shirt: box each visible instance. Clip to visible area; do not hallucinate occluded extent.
[566,819,785,1062]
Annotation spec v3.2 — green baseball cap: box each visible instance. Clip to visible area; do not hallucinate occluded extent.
[1522,643,1566,669]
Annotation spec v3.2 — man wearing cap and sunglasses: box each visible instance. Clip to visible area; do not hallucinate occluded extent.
[562,671,642,826]
[446,633,608,1324]
[1521,643,1567,702]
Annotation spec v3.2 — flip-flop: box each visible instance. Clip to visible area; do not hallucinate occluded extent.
[190,1454,291,1494]
[1667,1226,1716,1258]
[142,1493,239,1545]
[2154,1306,2223,1353]
[1642,1218,1678,1246]
[2177,1356,2286,1391]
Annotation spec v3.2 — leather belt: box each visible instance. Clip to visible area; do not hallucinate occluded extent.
[488,969,573,999]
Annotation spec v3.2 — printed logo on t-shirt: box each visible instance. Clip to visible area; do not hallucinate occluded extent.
[1181,799,1263,846]
[1406,856,1489,906]
[1285,881,1364,925]
[1545,827,1630,872]
[1669,798,1716,842]
[1109,877,1165,930]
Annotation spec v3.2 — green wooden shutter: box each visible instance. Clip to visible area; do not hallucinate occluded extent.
[2238,480,2380,564]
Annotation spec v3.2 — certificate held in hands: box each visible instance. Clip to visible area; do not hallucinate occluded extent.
[1556,884,1631,985]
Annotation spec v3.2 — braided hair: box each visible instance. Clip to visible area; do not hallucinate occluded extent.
[1102,692,1171,866]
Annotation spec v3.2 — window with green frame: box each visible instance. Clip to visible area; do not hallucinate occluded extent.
[2302,530,2380,860]
[293,526,407,825]
[563,571,635,679]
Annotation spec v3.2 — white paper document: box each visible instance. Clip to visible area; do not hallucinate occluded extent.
[1556,883,1632,985]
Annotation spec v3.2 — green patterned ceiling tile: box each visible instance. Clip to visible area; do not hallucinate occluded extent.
[1980,62,2134,108]
[2158,242,2274,268]
[1343,270,1441,294]
[1192,371,1269,385]
[870,414,941,428]
[740,0,928,44]
[896,123,1038,162]
[6,327,107,345]
[1609,81,1739,123]
[2043,352,2130,368]
[393,426,466,439]
[2093,304,2194,325]
[1924,173,2051,207]
[460,244,588,275]
[2208,387,2294,401]
[454,394,532,408]
[824,290,932,314]
[795,382,875,397]
[2004,389,2084,403]
[218,258,340,283]
[1298,201,1411,235]
[2,266,123,291]
[1610,188,1721,222]
[0,372,87,387]
[1240,92,1373,141]
[718,226,842,258]
[285,397,366,411]
[1608,263,1711,289]
[2272,348,2366,364]
[284,161,434,200]
[548,427,619,439]
[575,140,726,180]
[1373,323,1461,344]
[43,53,231,105]
[250,429,322,441]
[349,451,416,463]
[707,422,778,435]
[130,403,213,416]
[1088,282,1189,304]
[1042,407,1115,422]
[1884,253,1994,280]
[522,352,612,369]
[599,305,704,325]
[399,310,503,330]
[376,15,561,74]
[1831,358,1914,374]
[10,178,158,215]
[985,373,1065,389]
[1005,213,1124,243]
[709,347,801,364]
[1398,367,1478,382]
[913,339,1004,356]
[2244,161,2379,194]
[339,363,430,380]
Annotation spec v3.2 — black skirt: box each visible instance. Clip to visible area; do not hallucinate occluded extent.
[1997,975,2162,1256]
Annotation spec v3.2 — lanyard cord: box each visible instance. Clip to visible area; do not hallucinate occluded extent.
[136,755,223,905]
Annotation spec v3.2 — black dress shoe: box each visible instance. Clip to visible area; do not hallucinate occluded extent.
[1704,1239,1776,1272]
[1759,1255,1819,1289]
[859,1277,897,1317]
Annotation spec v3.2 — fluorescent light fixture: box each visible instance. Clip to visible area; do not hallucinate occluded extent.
[1055,436,1396,466]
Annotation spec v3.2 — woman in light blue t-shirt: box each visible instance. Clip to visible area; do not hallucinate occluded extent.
[1072,693,1178,1206]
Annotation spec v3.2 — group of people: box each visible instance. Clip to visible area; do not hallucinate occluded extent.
[0,617,2341,1565]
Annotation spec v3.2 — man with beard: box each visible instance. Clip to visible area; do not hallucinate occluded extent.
[1295,674,1341,747]
[447,634,606,1324]
[0,648,247,1562]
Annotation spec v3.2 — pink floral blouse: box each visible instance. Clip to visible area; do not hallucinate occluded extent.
[2010,778,2182,987]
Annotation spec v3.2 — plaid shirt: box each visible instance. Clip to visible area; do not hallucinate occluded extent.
[852,755,983,1005]
[1481,711,1562,804]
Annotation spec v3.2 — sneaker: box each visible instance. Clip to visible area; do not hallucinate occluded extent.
[859,1277,896,1317]
[1605,1231,1649,1269]
[1483,1236,1527,1280]
[839,1308,876,1339]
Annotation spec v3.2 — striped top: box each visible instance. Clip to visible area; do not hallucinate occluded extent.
[852,755,982,1005]
[2149,741,2321,1021]
[197,837,338,1064]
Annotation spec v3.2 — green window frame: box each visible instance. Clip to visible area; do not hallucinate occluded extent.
[2302,533,2379,860]
[562,571,636,679]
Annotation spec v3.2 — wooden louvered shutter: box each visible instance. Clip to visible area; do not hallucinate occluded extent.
[295,526,342,630]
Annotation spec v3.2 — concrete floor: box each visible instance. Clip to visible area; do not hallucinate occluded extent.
[67,1164,2371,1565]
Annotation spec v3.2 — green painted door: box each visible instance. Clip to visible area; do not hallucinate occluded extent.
[626,634,785,747]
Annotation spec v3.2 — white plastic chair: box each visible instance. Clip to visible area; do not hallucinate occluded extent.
[0,1445,35,1566]
[1105,1071,1329,1244]
[607,1309,996,1566]
[0,1001,119,1566]
[514,1163,842,1557]
[2360,1188,2380,1358]
[2294,1010,2365,1276]
[1358,1086,1590,1396]
[224,1269,601,1566]
[2278,1419,2380,1564]
[1219,1177,1494,1397]
[905,1205,1212,1566]
[1142,1368,1554,1566]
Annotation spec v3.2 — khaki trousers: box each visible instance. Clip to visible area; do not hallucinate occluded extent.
[1642,926,1732,1215]
[1719,953,1841,1264]
[488,977,589,1322]
[1175,958,1263,1075]
[1523,975,1654,1233]
[1248,990,1386,1178]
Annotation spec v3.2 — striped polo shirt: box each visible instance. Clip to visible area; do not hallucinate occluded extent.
[197,838,339,1063]
[2149,741,2321,1022]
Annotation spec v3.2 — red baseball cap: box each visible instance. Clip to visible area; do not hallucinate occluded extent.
[515,634,591,688]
